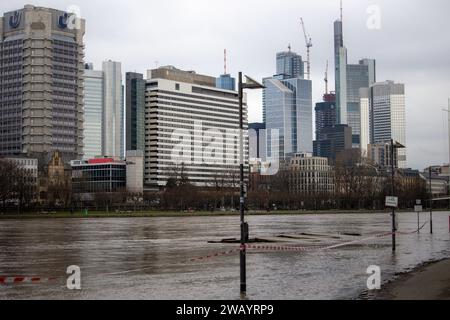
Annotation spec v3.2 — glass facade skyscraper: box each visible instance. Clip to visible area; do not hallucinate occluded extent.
[83,65,103,159]
[263,76,312,160]
[102,60,123,159]
[313,125,352,164]
[346,59,376,146]
[315,100,337,141]
[276,50,304,79]
[334,20,347,125]
[216,74,236,91]
[361,81,407,168]
[126,72,145,152]
[334,13,376,149]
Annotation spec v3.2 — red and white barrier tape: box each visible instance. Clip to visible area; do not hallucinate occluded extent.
[245,243,329,252]
[397,221,429,235]
[189,248,241,262]
[243,232,393,253]
[0,276,58,285]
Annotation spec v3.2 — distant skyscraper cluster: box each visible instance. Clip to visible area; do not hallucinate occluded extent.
[313,5,406,167]
[0,4,410,194]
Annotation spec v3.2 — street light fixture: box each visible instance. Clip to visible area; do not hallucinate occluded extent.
[238,72,265,298]
[390,139,405,252]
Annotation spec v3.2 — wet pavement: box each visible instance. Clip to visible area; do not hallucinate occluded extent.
[0,211,449,300]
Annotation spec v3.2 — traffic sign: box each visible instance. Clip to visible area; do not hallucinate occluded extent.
[414,205,423,212]
[385,196,398,208]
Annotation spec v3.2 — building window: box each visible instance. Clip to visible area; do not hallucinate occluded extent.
[175,83,180,91]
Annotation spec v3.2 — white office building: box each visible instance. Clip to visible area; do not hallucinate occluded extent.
[126,150,144,193]
[102,60,124,159]
[360,81,407,168]
[144,66,248,188]
[359,87,370,157]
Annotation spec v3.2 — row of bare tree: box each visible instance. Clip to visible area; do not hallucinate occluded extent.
[0,159,37,212]
[0,155,431,213]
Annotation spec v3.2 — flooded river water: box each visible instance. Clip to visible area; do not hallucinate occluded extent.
[0,211,449,300]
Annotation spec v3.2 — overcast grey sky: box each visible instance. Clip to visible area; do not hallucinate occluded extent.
[2,0,450,170]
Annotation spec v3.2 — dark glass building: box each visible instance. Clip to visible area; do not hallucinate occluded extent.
[314,124,352,164]
[126,72,145,151]
[315,101,337,141]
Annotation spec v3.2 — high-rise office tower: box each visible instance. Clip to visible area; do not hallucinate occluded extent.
[346,59,376,147]
[102,60,123,159]
[333,5,376,148]
[249,123,266,160]
[120,85,125,159]
[276,49,304,80]
[263,76,312,159]
[126,72,145,152]
[216,49,236,91]
[263,49,312,160]
[144,66,247,188]
[313,124,352,164]
[359,87,371,156]
[216,74,236,91]
[360,81,407,168]
[0,5,85,161]
[315,94,337,141]
[334,18,347,126]
[83,64,103,159]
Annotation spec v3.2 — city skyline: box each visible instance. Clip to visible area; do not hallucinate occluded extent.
[1,0,449,170]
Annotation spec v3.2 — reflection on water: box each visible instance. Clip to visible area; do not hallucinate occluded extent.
[0,212,449,300]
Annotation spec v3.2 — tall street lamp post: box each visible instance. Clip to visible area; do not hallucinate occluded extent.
[238,72,264,297]
[390,139,405,252]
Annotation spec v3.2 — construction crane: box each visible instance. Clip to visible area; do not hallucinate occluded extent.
[324,60,329,94]
[300,17,313,80]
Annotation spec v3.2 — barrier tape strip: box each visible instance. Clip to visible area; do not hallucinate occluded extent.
[96,248,243,276]
[189,248,241,262]
[397,221,429,235]
[0,276,57,285]
[244,232,394,252]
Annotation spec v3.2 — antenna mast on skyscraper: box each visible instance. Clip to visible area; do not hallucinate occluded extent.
[340,0,343,22]
[300,18,313,80]
[325,60,329,94]
[224,49,227,75]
